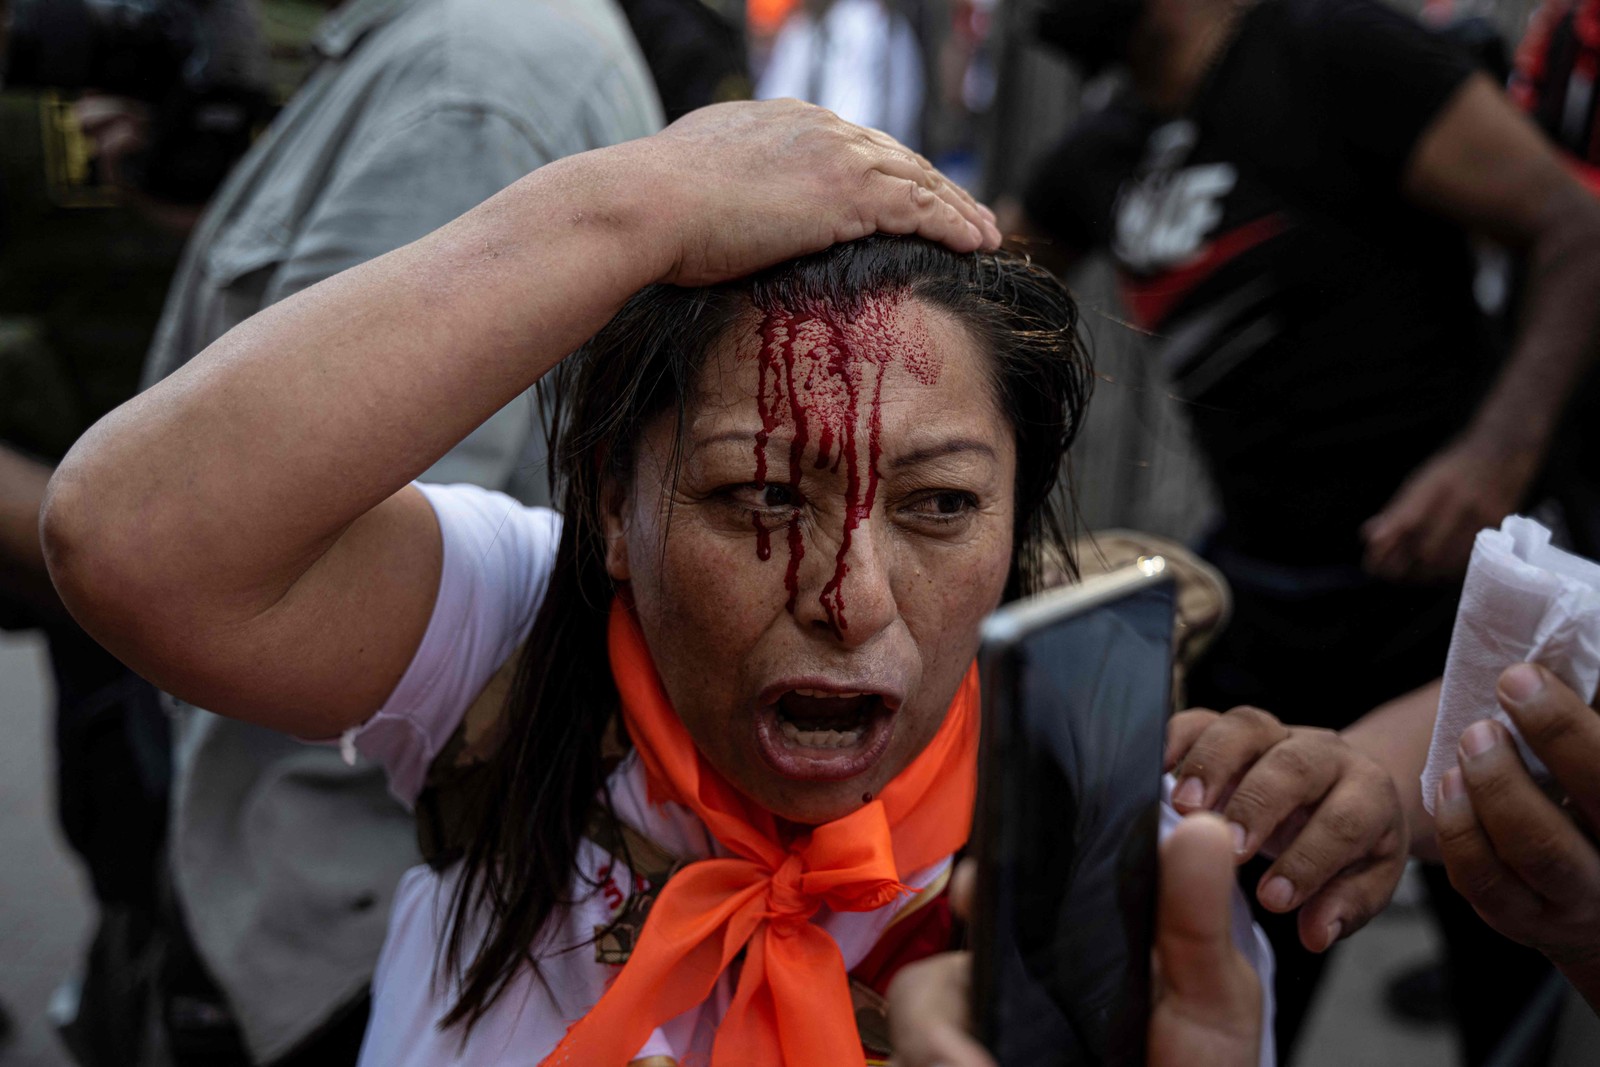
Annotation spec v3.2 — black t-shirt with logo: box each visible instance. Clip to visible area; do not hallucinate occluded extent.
[1025,0,1489,565]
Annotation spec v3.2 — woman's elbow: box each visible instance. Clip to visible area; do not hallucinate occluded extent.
[40,447,157,640]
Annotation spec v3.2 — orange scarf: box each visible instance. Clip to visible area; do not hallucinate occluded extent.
[539,601,979,1066]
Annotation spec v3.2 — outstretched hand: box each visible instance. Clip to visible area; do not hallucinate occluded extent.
[1361,436,1537,582]
[628,100,1001,288]
[1435,663,1600,1012]
[886,816,1261,1067]
[1166,705,1409,952]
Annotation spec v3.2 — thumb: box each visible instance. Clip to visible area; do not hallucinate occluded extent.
[1157,813,1238,988]
[1154,812,1261,1055]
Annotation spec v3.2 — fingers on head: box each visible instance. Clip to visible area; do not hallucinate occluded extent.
[856,140,993,247]
[917,172,997,248]
[852,173,976,248]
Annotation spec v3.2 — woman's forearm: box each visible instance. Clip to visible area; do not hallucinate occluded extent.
[1342,680,1442,861]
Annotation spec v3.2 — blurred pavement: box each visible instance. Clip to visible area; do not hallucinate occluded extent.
[0,631,91,1067]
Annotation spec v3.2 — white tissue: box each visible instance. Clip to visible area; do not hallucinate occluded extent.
[1421,516,1600,815]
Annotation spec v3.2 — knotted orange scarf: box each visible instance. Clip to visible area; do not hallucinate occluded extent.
[539,601,979,1066]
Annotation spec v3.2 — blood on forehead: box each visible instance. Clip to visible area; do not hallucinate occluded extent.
[737,292,944,636]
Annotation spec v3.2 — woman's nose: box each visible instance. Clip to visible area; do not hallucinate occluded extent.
[797,514,898,646]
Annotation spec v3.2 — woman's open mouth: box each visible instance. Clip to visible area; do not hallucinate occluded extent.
[753,688,897,781]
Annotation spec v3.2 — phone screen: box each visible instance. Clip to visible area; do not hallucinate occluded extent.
[972,572,1174,1066]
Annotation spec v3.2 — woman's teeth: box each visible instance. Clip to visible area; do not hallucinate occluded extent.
[758,692,892,779]
[778,720,867,748]
[773,690,879,748]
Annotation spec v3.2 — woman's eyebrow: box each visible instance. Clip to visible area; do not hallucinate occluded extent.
[688,428,769,453]
[886,439,998,470]
[688,431,996,469]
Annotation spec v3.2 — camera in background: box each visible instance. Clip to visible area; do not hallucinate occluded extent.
[2,0,273,204]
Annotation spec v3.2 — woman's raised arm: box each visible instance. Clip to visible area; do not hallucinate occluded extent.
[41,101,999,738]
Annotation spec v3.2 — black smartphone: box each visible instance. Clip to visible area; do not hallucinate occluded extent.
[970,559,1176,1066]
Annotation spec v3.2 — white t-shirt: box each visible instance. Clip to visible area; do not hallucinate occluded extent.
[350,483,1276,1066]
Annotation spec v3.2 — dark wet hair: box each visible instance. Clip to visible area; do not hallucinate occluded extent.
[441,235,1092,1030]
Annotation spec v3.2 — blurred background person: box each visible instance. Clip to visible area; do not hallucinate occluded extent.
[1000,0,1600,1061]
[6,0,659,1062]
[756,0,927,147]
[0,0,299,1059]
[1506,0,1600,565]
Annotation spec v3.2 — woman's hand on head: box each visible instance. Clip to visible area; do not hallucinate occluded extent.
[630,100,1000,288]
[887,818,1261,1067]
[1165,705,1409,953]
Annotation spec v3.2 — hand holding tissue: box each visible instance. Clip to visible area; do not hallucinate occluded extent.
[1423,516,1600,814]
[1425,516,1600,1013]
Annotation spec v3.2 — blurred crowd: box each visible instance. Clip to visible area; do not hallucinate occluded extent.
[1,0,1598,1064]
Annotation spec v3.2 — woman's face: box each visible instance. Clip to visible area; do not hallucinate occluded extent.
[605,294,1016,825]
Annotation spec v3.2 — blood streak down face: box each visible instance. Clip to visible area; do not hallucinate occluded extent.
[750,297,943,633]
[604,292,1018,825]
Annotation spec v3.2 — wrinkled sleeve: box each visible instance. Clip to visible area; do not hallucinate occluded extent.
[265,101,554,300]
[348,483,562,806]
[264,103,556,493]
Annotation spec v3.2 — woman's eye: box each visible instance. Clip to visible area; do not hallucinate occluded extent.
[731,483,799,511]
[907,490,979,519]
